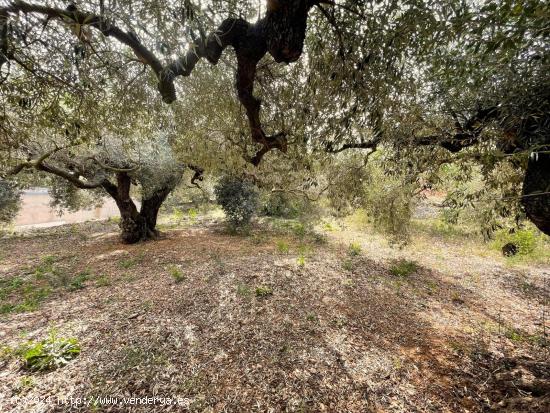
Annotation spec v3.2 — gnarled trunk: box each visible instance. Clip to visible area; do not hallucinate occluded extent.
[139,186,173,240]
[103,172,173,244]
[522,151,550,236]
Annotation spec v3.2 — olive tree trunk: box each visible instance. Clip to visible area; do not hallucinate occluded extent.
[522,151,550,236]
[103,172,173,244]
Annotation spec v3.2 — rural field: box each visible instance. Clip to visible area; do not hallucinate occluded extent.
[1,210,548,412]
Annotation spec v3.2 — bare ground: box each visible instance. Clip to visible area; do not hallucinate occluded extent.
[0,219,548,412]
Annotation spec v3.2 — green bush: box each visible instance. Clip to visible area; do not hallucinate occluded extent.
[495,228,539,256]
[18,331,80,371]
[262,192,301,218]
[214,176,259,230]
[348,242,362,256]
[389,259,418,277]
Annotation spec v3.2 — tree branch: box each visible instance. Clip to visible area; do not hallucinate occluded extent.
[325,138,379,154]
[415,106,501,152]
[1,1,320,166]
[0,1,163,74]
[8,145,108,189]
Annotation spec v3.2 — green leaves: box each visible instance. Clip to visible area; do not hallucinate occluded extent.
[18,331,81,372]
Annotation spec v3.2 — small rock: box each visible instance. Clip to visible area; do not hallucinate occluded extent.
[501,242,518,257]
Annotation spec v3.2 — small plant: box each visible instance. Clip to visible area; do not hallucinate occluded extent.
[348,242,362,256]
[505,328,524,342]
[172,209,184,223]
[297,255,306,267]
[0,276,23,300]
[16,376,35,393]
[188,208,198,223]
[389,259,418,277]
[42,255,57,266]
[119,257,138,269]
[11,287,51,313]
[425,281,438,295]
[323,222,336,232]
[276,240,290,254]
[451,291,464,304]
[167,265,185,283]
[34,255,58,279]
[342,278,355,287]
[95,275,111,287]
[342,259,354,271]
[306,313,317,322]
[292,223,306,238]
[255,286,273,297]
[69,271,89,291]
[17,331,80,371]
[1,303,15,314]
[236,284,252,298]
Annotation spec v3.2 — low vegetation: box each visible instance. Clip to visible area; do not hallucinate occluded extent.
[0,210,547,412]
[16,331,80,372]
[389,259,419,277]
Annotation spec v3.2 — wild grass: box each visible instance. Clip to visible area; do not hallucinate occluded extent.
[276,240,290,254]
[389,259,418,277]
[255,286,273,297]
[348,242,362,256]
[167,264,185,283]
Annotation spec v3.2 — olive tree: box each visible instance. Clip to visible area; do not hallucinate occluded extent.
[8,135,202,243]
[0,0,548,237]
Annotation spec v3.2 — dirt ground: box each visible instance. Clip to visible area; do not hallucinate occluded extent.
[0,218,548,412]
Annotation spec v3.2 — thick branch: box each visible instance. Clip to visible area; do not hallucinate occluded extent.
[9,146,109,189]
[0,10,8,66]
[187,164,204,188]
[415,106,501,153]
[325,138,379,154]
[158,17,254,104]
[1,1,322,166]
[0,1,163,74]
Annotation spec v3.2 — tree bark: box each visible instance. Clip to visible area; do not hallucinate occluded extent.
[522,151,550,236]
[105,173,147,244]
[140,186,173,239]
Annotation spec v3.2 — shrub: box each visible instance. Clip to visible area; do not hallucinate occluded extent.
[348,242,362,256]
[167,265,185,283]
[495,228,539,256]
[276,240,290,254]
[389,259,418,277]
[0,180,21,224]
[262,192,301,218]
[214,176,259,230]
[18,331,80,371]
[255,286,273,297]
